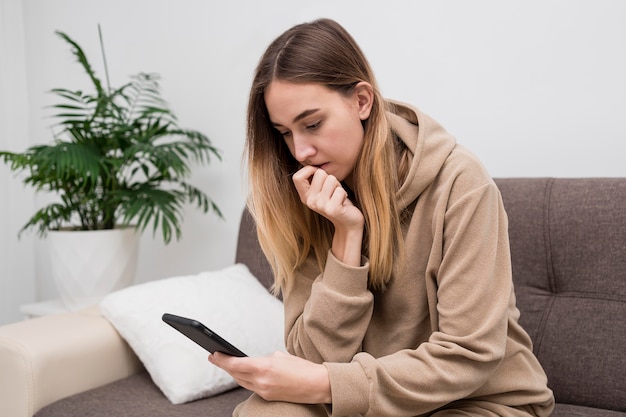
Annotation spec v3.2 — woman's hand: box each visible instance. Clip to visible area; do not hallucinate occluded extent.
[292,166,364,266]
[292,166,364,230]
[208,351,331,404]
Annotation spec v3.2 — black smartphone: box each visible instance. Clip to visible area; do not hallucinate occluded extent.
[162,313,247,357]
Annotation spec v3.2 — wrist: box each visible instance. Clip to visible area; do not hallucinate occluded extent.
[312,363,332,404]
[331,226,363,267]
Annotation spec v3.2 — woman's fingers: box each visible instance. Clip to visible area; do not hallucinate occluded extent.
[293,166,342,209]
[291,165,318,202]
[330,184,348,205]
[291,165,363,233]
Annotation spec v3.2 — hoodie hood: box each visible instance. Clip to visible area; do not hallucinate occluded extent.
[386,99,457,210]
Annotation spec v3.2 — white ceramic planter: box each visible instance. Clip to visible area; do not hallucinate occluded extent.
[47,227,140,311]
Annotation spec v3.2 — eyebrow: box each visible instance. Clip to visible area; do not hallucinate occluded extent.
[271,108,320,127]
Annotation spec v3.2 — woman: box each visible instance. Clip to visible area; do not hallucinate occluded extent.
[209,18,555,417]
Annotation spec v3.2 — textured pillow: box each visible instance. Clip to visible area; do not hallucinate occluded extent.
[100,264,285,404]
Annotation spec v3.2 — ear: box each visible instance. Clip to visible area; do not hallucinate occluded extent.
[353,82,374,121]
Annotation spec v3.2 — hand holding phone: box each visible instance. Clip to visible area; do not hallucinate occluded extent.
[162,313,247,357]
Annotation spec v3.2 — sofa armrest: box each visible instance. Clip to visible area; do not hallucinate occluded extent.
[0,306,143,417]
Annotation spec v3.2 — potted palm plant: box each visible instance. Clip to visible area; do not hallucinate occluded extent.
[0,28,222,310]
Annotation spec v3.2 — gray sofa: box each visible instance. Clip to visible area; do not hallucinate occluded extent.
[1,178,625,416]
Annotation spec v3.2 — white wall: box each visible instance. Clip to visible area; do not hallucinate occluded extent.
[0,0,36,324]
[1,0,625,324]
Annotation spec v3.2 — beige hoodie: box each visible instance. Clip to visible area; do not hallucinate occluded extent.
[282,101,555,417]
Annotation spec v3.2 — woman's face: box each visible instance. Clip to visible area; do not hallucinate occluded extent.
[264,80,373,185]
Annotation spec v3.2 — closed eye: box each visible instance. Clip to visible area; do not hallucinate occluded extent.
[306,121,321,130]
[274,127,291,137]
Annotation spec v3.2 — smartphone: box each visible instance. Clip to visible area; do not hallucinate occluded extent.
[162,313,247,357]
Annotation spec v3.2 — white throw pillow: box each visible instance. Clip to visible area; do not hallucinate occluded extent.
[100,264,285,404]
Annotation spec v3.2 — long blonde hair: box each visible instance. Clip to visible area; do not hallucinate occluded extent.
[246,18,404,293]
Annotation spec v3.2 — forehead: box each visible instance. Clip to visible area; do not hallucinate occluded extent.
[264,81,340,124]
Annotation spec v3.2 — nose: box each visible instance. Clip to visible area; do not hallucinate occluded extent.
[292,134,316,163]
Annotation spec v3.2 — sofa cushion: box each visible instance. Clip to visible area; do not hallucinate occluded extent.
[495,178,626,412]
[552,403,626,417]
[100,264,285,404]
[34,371,252,417]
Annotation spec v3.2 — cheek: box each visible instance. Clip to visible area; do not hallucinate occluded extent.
[340,120,365,156]
[330,107,364,150]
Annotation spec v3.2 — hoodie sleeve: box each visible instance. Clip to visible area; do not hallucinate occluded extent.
[325,178,515,417]
[283,251,374,364]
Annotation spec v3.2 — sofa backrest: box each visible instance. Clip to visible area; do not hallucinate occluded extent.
[235,178,626,412]
[495,178,626,412]
[235,209,274,292]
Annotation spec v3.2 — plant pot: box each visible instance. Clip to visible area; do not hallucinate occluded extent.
[47,227,140,311]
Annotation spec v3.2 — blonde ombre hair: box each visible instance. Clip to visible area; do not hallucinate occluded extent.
[246,18,405,293]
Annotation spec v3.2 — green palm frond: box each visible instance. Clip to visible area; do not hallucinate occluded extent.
[180,181,223,218]
[3,142,102,193]
[118,187,184,243]
[54,31,104,97]
[20,203,74,237]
